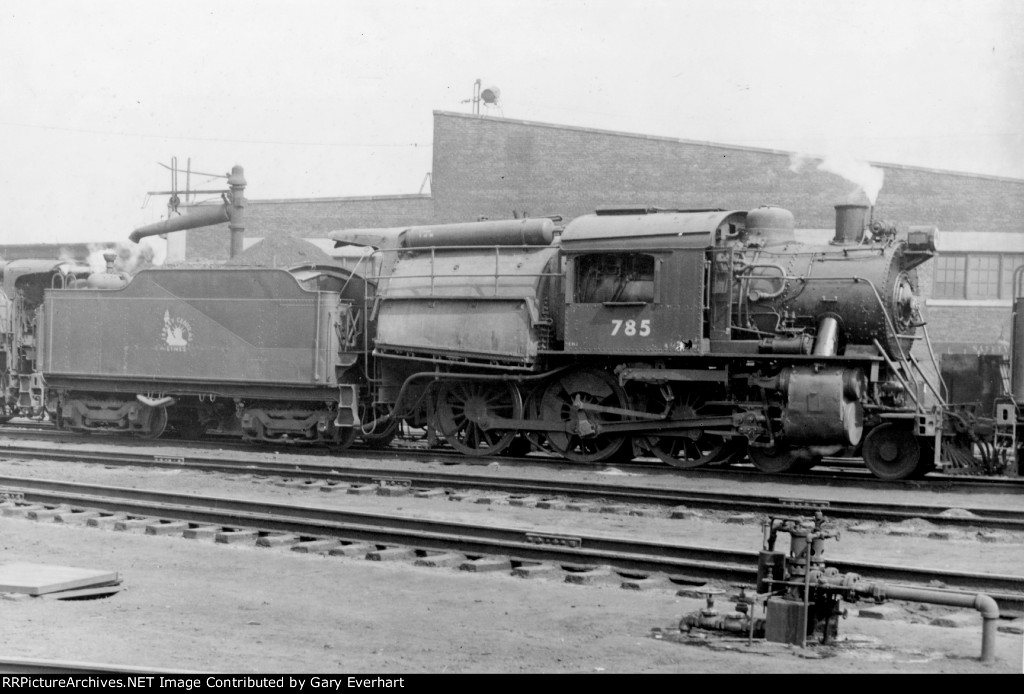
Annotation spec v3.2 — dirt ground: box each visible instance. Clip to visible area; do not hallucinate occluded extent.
[0,439,1021,674]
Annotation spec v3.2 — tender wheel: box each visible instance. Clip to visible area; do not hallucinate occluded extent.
[643,388,726,469]
[434,381,522,457]
[134,406,169,440]
[862,423,921,480]
[748,443,798,473]
[540,368,629,463]
[360,402,400,449]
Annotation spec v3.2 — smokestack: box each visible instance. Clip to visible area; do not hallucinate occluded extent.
[833,204,868,245]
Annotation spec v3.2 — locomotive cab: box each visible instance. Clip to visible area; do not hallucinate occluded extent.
[560,208,746,355]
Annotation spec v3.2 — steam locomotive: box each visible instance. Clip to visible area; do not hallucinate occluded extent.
[0,197,1013,480]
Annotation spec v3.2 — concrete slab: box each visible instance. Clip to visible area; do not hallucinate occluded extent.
[319,482,347,493]
[2,504,46,518]
[507,496,539,507]
[145,521,191,536]
[511,563,563,579]
[377,486,411,497]
[414,552,467,568]
[597,504,628,514]
[86,514,128,529]
[0,562,120,596]
[54,510,102,525]
[182,525,222,540]
[41,584,123,600]
[620,575,671,591]
[114,518,155,532]
[365,547,416,562]
[564,568,620,586]
[564,503,593,512]
[328,543,377,558]
[346,485,378,496]
[459,557,512,573]
[215,529,260,544]
[26,506,72,521]
[291,539,344,554]
[413,489,446,499]
[256,534,301,548]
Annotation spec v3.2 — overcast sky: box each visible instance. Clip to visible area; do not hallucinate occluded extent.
[1,0,1021,248]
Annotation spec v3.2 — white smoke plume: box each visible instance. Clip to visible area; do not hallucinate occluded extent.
[86,238,167,275]
[789,153,885,205]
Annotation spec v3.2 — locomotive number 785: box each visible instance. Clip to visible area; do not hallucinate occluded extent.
[611,319,651,337]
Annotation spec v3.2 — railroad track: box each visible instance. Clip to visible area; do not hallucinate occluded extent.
[0,445,1021,531]
[1,424,1021,494]
[1,475,1022,614]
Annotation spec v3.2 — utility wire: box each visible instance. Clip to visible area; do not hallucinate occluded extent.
[0,120,431,148]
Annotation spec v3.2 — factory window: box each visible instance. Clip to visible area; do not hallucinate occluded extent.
[967,255,1001,299]
[1001,254,1024,298]
[574,253,656,303]
[931,254,966,299]
[933,253,1024,300]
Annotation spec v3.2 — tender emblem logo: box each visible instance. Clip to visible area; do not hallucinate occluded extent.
[161,310,192,351]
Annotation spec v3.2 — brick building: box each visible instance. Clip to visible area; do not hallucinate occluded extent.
[11,111,1024,402]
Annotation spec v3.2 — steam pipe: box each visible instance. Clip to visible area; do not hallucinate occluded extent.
[812,316,840,356]
[851,582,999,662]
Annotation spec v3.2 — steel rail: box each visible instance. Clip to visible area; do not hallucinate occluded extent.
[1,476,1022,612]
[1,427,1021,494]
[0,447,1021,530]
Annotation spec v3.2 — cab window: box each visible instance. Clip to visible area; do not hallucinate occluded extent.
[574,253,655,303]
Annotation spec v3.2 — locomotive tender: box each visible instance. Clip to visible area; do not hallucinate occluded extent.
[1,196,1010,480]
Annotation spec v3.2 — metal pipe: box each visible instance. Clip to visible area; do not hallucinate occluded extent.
[227,165,246,258]
[129,204,230,243]
[852,582,999,662]
[812,316,840,356]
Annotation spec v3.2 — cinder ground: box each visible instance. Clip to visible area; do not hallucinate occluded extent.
[0,438,1021,674]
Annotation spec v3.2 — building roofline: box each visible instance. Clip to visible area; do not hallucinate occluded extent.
[433,110,1024,184]
[245,193,432,205]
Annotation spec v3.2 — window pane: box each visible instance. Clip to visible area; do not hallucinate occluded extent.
[1002,254,1024,299]
[932,255,965,299]
[575,253,655,303]
[967,255,1000,299]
